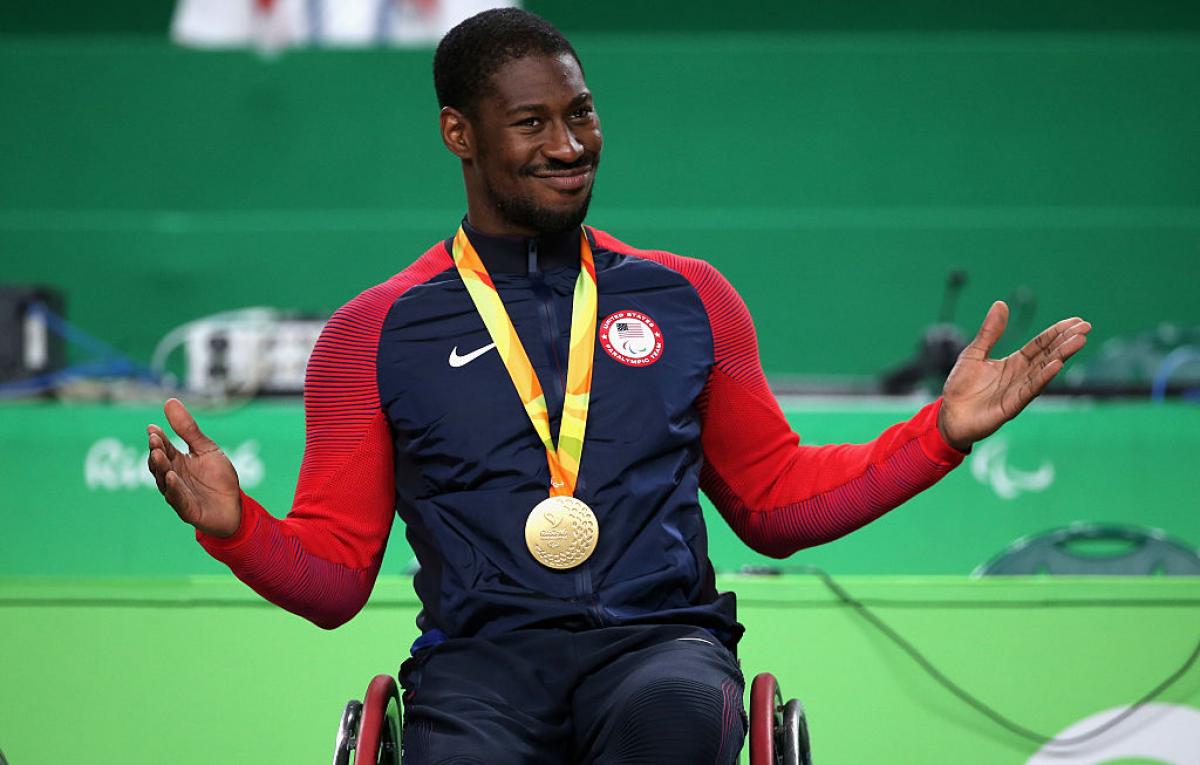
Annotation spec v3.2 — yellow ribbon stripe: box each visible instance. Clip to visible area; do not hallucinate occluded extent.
[452,226,597,497]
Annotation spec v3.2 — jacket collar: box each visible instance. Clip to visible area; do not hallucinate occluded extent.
[455,217,585,275]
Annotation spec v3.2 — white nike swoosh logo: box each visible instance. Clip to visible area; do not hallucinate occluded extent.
[448,342,497,368]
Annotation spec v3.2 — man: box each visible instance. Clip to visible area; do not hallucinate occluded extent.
[146,8,1090,763]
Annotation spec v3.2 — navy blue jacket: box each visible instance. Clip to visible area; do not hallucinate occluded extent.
[199,222,964,649]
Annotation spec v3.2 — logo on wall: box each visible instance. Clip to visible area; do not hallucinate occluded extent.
[85,437,264,491]
[599,310,664,367]
[969,436,1055,500]
[1025,703,1200,764]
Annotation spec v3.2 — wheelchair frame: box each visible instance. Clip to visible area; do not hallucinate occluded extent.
[333,671,810,764]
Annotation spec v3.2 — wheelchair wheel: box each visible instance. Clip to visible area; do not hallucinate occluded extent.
[780,699,812,765]
[749,673,783,765]
[749,672,812,765]
[332,700,363,765]
[331,675,402,765]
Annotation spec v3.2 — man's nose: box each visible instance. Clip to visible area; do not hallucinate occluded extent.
[543,120,585,162]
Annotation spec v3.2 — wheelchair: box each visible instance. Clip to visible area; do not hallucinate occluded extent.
[332,671,811,764]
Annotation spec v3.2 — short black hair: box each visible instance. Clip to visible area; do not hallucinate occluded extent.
[433,8,582,117]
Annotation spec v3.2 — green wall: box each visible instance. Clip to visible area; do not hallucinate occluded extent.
[3,400,1198,577]
[3,10,1199,765]
[6,1,1200,35]
[2,29,1198,378]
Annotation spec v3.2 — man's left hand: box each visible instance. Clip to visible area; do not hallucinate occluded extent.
[938,301,1091,452]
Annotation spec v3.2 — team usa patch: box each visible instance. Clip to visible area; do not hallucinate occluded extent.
[599,310,664,367]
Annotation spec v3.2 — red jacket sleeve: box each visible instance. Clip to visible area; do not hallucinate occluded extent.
[195,247,450,628]
[690,261,966,558]
[588,228,966,560]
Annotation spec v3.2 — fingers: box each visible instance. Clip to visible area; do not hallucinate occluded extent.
[163,470,200,526]
[147,424,180,461]
[1009,319,1092,411]
[147,445,170,494]
[1019,352,1070,409]
[148,402,202,517]
[1025,357,1064,403]
[1019,317,1074,361]
[146,445,195,524]
[163,398,218,455]
[1020,318,1092,366]
[1047,324,1090,366]
[962,301,1009,361]
[147,422,183,496]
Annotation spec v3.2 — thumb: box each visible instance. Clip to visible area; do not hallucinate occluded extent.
[963,300,1009,361]
[164,398,219,454]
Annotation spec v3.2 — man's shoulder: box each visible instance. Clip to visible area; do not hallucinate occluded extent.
[588,226,734,297]
[333,240,454,321]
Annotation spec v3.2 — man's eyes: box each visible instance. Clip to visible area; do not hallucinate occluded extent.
[512,108,593,129]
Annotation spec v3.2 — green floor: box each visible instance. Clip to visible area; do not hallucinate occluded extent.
[2,575,1198,764]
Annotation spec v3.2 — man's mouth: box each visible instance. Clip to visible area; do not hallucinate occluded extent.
[531,165,593,192]
[526,156,596,193]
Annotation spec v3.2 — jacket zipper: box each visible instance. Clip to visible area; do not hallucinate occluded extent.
[529,238,601,625]
[527,239,566,424]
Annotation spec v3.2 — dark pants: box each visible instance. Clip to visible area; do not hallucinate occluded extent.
[399,624,746,764]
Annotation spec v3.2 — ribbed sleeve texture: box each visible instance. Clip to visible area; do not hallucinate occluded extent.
[197,244,452,628]
[590,228,966,559]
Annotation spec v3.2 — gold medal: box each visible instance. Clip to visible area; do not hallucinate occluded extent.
[524,495,599,570]
[453,227,601,569]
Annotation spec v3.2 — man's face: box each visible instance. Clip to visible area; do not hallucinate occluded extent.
[466,53,602,236]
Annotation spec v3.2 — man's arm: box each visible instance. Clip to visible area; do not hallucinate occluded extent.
[698,369,962,559]
[688,264,1088,559]
[148,250,451,628]
[148,290,398,627]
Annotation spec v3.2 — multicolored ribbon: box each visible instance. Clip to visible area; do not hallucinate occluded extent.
[451,226,596,497]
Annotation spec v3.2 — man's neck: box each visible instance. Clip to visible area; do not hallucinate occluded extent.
[459,217,583,275]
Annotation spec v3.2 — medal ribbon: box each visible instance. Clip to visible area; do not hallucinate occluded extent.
[451,226,596,497]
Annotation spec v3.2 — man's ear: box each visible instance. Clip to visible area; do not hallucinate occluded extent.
[440,106,474,160]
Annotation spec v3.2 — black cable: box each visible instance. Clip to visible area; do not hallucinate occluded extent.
[6,570,1197,746]
[739,597,1200,609]
[10,593,1200,611]
[788,564,1200,748]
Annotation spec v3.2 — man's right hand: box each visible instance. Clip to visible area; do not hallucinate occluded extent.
[147,398,243,538]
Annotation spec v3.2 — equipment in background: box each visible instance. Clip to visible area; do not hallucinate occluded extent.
[180,311,325,396]
[0,286,66,384]
[0,287,160,400]
[879,272,1039,395]
[879,270,970,395]
[1063,323,1200,400]
[172,0,519,51]
[975,523,1200,576]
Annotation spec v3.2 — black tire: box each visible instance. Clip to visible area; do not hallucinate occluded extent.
[332,699,363,765]
[779,699,812,765]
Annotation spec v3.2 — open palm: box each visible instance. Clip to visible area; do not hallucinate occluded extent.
[938,301,1091,452]
[147,398,242,538]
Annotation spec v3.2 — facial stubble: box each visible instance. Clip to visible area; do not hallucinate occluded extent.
[485,156,599,235]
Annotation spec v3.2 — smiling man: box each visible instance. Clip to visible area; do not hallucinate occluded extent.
[443,49,601,235]
[146,8,1091,764]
